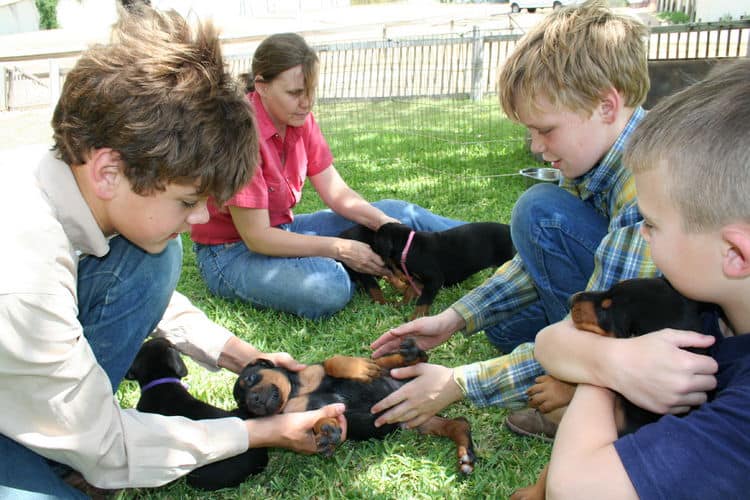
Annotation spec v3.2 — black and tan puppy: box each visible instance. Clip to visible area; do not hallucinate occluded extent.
[340,222,514,318]
[512,277,713,500]
[125,338,268,491]
[233,338,476,474]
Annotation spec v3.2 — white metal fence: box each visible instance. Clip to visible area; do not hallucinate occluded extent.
[2,20,749,110]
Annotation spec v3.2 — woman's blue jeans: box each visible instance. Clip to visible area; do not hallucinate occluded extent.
[483,183,608,353]
[194,199,464,319]
[0,236,181,499]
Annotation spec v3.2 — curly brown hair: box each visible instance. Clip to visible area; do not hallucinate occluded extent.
[52,5,257,204]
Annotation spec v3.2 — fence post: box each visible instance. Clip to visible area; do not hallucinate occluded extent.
[470,26,484,102]
[0,65,7,111]
[49,59,61,106]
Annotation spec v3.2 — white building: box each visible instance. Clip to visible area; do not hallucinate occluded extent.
[0,0,39,35]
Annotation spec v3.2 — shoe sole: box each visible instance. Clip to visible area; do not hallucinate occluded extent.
[504,416,554,443]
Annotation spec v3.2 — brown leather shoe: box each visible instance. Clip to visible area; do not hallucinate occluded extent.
[505,408,558,443]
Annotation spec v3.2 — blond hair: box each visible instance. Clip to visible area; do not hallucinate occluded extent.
[498,0,649,121]
[52,5,257,204]
[624,58,750,232]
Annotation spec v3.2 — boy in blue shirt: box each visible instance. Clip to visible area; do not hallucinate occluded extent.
[538,58,750,498]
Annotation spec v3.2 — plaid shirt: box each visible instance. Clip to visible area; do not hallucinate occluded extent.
[453,107,658,408]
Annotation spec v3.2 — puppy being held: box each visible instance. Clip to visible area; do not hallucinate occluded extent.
[233,338,476,474]
[126,338,269,491]
[339,222,515,318]
[512,277,714,500]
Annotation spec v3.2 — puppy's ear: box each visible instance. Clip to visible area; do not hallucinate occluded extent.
[254,358,276,369]
[166,347,188,378]
[373,225,395,258]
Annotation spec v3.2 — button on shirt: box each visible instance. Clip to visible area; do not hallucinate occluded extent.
[0,148,248,488]
[191,91,334,244]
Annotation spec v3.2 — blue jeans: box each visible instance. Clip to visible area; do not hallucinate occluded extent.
[194,199,464,319]
[483,183,608,353]
[0,236,181,499]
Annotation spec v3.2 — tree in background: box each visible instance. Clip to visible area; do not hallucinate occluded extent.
[35,0,58,29]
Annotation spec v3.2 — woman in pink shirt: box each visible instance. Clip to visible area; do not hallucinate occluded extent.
[191,33,462,319]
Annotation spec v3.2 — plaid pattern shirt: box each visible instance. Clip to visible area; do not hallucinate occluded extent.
[453,107,658,408]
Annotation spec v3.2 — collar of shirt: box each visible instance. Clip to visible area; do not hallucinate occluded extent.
[560,106,646,205]
[36,151,110,257]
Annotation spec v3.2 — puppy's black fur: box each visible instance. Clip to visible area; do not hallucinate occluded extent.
[340,222,515,316]
[512,277,716,500]
[126,338,268,491]
[570,276,713,434]
[233,338,476,474]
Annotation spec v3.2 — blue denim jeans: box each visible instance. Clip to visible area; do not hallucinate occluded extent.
[0,236,181,499]
[483,183,608,353]
[194,199,464,319]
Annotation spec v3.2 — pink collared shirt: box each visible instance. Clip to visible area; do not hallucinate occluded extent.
[191,91,333,244]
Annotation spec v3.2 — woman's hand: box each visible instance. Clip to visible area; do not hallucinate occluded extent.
[608,329,718,414]
[335,238,390,276]
[370,308,465,358]
[370,363,464,429]
[246,403,347,453]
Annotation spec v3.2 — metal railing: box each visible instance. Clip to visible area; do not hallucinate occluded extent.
[3,19,749,110]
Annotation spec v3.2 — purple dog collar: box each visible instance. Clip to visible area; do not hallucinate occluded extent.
[140,377,188,393]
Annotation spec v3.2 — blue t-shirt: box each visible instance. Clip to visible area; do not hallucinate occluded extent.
[615,309,750,499]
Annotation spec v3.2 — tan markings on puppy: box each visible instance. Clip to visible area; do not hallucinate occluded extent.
[255,369,292,411]
[296,365,325,395]
[283,394,311,413]
[526,374,576,413]
[415,416,475,474]
[374,350,427,371]
[571,302,610,337]
[323,356,381,383]
[601,298,613,309]
[313,417,339,435]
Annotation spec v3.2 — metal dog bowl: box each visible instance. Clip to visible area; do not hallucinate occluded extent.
[519,167,560,183]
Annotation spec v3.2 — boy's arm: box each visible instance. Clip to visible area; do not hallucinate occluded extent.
[452,255,539,334]
[546,384,638,500]
[535,319,718,414]
[453,342,544,408]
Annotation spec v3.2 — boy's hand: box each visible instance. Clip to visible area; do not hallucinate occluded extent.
[246,403,347,453]
[370,308,465,358]
[370,363,463,429]
[612,329,718,414]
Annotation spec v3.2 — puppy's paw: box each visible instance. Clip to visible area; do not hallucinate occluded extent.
[509,484,545,500]
[526,375,576,413]
[399,337,428,364]
[458,447,475,475]
[314,417,342,457]
[323,356,381,383]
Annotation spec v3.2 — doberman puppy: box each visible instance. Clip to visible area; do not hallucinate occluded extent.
[511,277,713,500]
[125,338,269,491]
[339,222,515,318]
[233,338,476,474]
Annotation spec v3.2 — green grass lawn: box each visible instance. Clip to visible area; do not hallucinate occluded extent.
[116,97,552,499]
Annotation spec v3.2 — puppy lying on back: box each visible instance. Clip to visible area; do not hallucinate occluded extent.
[126,338,268,491]
[233,338,476,474]
[339,222,514,317]
[511,277,714,500]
